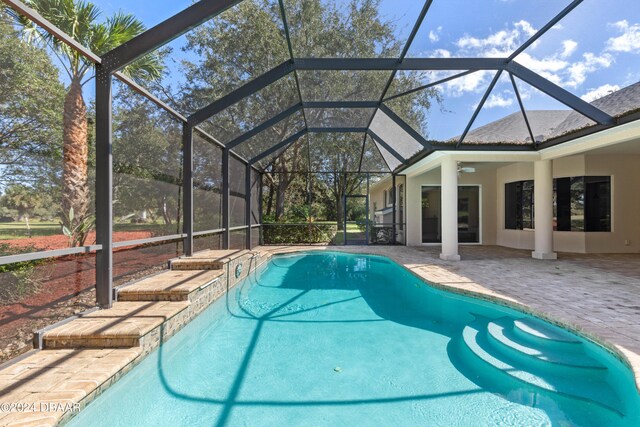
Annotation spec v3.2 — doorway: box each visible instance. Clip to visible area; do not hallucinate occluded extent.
[344,195,368,245]
[421,185,481,244]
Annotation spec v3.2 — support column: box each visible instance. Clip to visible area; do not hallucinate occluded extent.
[391,174,397,245]
[95,66,113,308]
[182,123,193,256]
[532,160,557,260]
[245,163,252,250]
[258,172,263,245]
[222,147,230,249]
[440,157,460,261]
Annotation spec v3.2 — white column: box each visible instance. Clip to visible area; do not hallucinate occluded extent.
[532,159,557,260]
[440,157,460,261]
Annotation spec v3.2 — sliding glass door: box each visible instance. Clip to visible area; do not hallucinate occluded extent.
[421,186,480,244]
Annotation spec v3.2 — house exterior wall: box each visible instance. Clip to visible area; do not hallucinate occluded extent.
[369,179,389,221]
[406,167,497,246]
[402,153,640,253]
[494,154,640,253]
[369,176,407,243]
[584,154,640,253]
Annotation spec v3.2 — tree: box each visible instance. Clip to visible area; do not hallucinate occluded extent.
[111,87,182,231]
[180,0,436,223]
[0,13,65,187]
[8,0,165,245]
[0,185,45,235]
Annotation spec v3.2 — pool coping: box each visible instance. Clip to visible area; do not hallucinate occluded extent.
[259,246,640,394]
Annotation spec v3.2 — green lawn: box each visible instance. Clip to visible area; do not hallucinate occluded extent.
[0,221,60,240]
[330,222,366,244]
[0,221,181,240]
[1,219,365,242]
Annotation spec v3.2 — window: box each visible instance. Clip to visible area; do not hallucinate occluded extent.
[554,176,610,232]
[387,187,394,206]
[383,190,387,207]
[505,180,534,230]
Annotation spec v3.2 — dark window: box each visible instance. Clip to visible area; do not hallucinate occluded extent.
[585,177,611,232]
[505,180,534,230]
[554,176,610,232]
[554,178,572,231]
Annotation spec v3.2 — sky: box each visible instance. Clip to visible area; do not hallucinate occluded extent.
[86,0,640,141]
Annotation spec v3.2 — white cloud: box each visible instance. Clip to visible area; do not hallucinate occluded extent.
[428,26,442,43]
[565,52,613,88]
[515,51,568,85]
[426,19,626,98]
[606,20,640,53]
[453,20,538,58]
[431,48,451,58]
[484,93,514,108]
[580,84,621,102]
[514,20,537,38]
[560,40,578,58]
[444,70,493,97]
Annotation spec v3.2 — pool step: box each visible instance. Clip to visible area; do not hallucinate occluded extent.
[460,318,623,416]
[42,301,190,350]
[117,270,224,302]
[486,318,606,374]
[170,249,250,270]
[513,317,582,351]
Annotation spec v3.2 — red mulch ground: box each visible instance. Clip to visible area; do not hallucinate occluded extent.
[5,230,153,252]
[0,231,182,363]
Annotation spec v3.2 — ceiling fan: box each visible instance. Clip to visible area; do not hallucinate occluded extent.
[457,162,476,174]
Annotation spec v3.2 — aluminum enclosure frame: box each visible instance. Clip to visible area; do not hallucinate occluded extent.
[3,0,631,311]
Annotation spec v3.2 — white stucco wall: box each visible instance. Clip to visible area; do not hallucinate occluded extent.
[584,154,640,253]
[405,167,497,246]
[369,176,407,243]
[494,154,640,253]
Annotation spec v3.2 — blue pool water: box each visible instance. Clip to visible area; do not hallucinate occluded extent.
[68,252,640,426]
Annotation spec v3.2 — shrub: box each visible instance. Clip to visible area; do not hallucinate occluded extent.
[263,223,337,244]
[0,243,48,303]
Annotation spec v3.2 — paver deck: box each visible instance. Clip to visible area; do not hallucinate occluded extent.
[0,348,141,426]
[117,270,224,301]
[42,301,190,348]
[170,249,250,270]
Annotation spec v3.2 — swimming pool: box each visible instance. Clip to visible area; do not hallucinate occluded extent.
[68,251,640,426]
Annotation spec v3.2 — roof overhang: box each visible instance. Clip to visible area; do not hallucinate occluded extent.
[400,116,640,177]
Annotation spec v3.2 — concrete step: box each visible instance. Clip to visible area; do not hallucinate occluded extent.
[42,301,190,349]
[117,270,224,302]
[170,249,249,270]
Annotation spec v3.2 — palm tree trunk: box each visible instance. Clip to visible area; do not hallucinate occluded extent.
[61,78,90,233]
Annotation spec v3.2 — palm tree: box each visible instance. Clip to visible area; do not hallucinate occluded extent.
[7,0,164,245]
